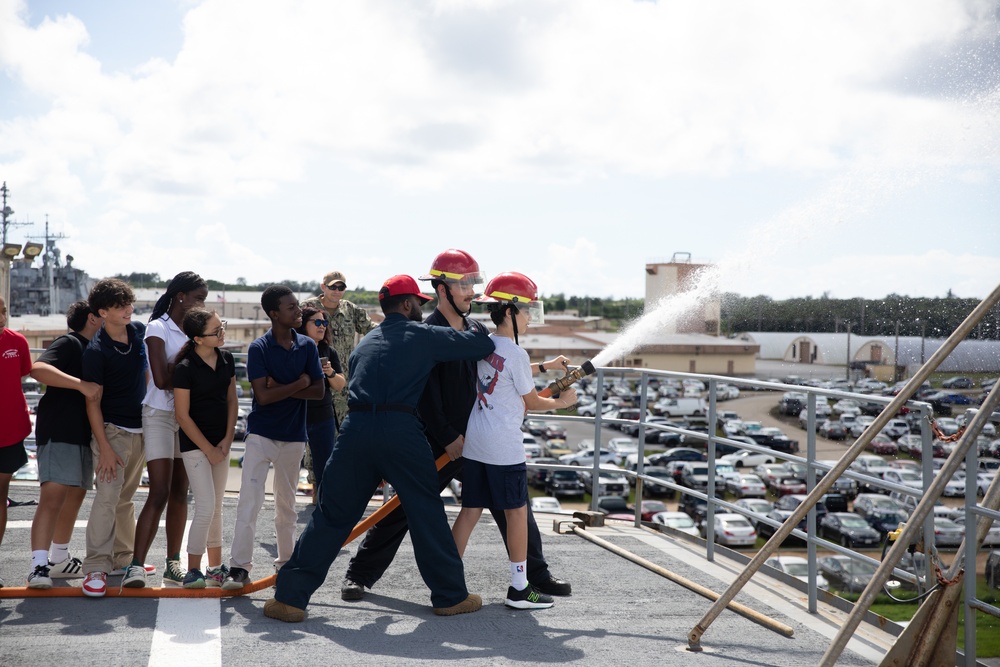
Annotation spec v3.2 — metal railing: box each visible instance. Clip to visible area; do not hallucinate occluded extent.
[526,360,1000,665]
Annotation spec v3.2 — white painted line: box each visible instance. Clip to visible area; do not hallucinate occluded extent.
[7,519,176,530]
[148,599,222,667]
[149,519,222,667]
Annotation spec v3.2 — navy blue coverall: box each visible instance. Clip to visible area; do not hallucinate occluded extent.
[344,308,554,588]
[274,312,495,610]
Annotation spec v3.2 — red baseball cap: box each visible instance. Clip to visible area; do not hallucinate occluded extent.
[378,274,433,302]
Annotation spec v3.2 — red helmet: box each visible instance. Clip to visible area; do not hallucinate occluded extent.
[419,249,485,287]
[475,271,544,324]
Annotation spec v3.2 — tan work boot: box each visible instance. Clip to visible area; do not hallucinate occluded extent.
[263,597,306,623]
[433,593,483,616]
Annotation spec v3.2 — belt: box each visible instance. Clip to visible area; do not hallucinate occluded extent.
[348,403,418,416]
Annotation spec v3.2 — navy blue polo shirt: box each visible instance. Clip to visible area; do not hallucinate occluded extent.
[81,323,148,430]
[246,328,324,442]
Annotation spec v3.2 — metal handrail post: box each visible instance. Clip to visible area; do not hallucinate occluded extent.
[806,392,818,613]
[635,372,650,528]
[963,440,978,665]
[590,369,606,512]
[918,404,935,587]
[688,281,1000,652]
[706,379,718,561]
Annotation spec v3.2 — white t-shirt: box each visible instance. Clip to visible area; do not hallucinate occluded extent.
[463,334,534,466]
[142,314,188,411]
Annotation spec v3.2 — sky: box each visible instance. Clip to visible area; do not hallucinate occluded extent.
[1,0,998,302]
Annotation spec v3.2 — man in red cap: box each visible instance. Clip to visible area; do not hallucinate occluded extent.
[265,275,495,622]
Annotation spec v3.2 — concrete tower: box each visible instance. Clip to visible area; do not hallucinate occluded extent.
[644,253,721,335]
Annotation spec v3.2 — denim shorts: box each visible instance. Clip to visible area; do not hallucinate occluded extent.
[460,459,528,511]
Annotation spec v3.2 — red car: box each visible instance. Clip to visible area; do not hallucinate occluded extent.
[774,477,808,496]
[866,435,899,455]
[640,500,669,522]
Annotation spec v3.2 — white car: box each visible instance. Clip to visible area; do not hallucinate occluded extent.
[850,416,877,437]
[725,473,768,498]
[765,556,830,590]
[607,438,639,465]
[720,449,776,469]
[935,472,966,497]
[708,513,757,547]
[530,496,563,512]
[882,469,923,490]
[651,511,700,537]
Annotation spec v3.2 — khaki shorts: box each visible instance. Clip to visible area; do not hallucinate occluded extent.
[38,441,94,489]
[142,405,180,461]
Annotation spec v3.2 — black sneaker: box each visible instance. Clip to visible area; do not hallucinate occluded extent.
[531,575,572,596]
[504,584,554,610]
[341,579,365,601]
[222,567,250,591]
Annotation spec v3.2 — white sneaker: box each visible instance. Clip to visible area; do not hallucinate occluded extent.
[49,556,84,579]
[28,565,53,589]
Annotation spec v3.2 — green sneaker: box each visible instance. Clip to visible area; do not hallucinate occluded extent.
[163,559,185,584]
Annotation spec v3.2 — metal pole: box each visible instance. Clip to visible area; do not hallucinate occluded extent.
[590,370,606,512]
[687,281,1000,651]
[806,391,818,614]
[846,322,852,381]
[635,372,650,528]
[706,379,717,562]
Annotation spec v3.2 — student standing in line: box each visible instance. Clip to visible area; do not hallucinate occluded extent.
[26,301,102,589]
[0,295,32,589]
[223,286,325,590]
[451,272,576,610]
[129,271,209,587]
[295,306,346,500]
[80,279,149,598]
[172,309,237,588]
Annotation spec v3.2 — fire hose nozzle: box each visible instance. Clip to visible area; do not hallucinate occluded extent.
[545,360,596,398]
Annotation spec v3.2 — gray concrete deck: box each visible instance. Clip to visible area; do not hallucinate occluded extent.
[1,482,898,666]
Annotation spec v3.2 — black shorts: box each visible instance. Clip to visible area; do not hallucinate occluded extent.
[461,459,528,511]
[0,441,29,475]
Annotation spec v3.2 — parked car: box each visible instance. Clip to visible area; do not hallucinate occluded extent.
[881,419,911,439]
[545,470,585,498]
[819,555,877,593]
[725,473,768,498]
[734,497,774,518]
[764,556,829,590]
[932,517,965,548]
[640,466,677,498]
[942,377,974,389]
[818,420,848,440]
[559,448,616,466]
[706,513,757,547]
[679,493,709,526]
[849,415,877,438]
[853,493,907,520]
[524,418,548,436]
[542,421,567,441]
[579,465,630,498]
[596,495,632,515]
[649,447,705,466]
[639,500,669,522]
[651,511,700,536]
[815,459,858,498]
[529,496,562,512]
[758,494,829,541]
[881,468,923,491]
[680,462,710,491]
[720,449,776,469]
[865,510,909,537]
[820,512,882,548]
[527,456,559,489]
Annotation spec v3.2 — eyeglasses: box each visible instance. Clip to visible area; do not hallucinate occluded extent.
[203,320,227,337]
[310,319,329,327]
[327,283,347,291]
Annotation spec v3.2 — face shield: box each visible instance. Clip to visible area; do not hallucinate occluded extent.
[511,298,545,325]
[441,271,486,293]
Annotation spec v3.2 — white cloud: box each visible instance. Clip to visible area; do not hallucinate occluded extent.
[0,0,997,299]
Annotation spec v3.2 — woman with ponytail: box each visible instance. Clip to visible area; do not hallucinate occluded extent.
[126,271,208,588]
[172,309,237,588]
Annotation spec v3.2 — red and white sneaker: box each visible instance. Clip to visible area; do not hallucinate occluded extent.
[82,571,108,597]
